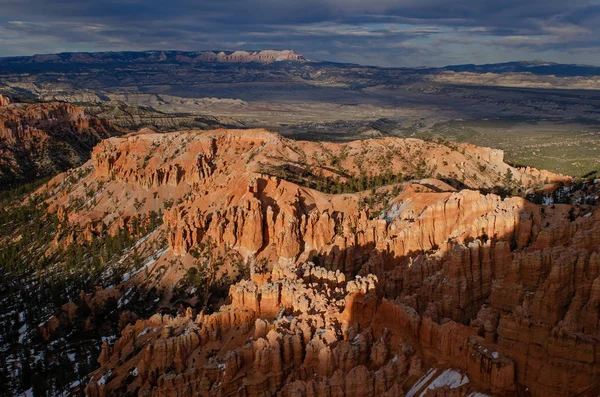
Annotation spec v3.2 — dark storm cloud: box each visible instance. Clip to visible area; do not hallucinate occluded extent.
[0,0,600,66]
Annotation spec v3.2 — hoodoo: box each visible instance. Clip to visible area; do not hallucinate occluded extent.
[0,101,121,186]
[14,128,595,396]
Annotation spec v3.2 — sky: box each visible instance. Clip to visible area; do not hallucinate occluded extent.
[1,0,600,67]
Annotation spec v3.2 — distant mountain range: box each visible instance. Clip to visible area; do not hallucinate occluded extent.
[0,49,304,66]
[1,50,599,77]
[437,60,600,77]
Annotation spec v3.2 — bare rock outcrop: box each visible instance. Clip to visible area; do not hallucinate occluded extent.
[43,128,596,396]
[191,49,305,63]
[0,101,122,186]
[87,263,478,396]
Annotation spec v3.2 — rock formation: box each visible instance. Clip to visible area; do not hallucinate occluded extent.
[32,128,598,396]
[0,94,10,107]
[2,50,305,66]
[0,101,123,186]
[191,49,305,63]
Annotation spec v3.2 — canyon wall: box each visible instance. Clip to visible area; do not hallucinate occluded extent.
[38,128,596,396]
[0,94,10,107]
[0,101,122,186]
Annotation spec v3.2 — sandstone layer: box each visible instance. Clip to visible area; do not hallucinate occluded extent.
[33,129,597,396]
[179,50,305,63]
[0,101,122,187]
[1,50,305,66]
[0,94,10,107]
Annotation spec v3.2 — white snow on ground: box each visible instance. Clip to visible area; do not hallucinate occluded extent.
[33,351,44,362]
[38,314,54,327]
[382,200,413,222]
[18,323,28,343]
[17,388,33,397]
[135,247,169,274]
[131,368,139,377]
[117,246,167,306]
[80,190,103,209]
[492,351,500,359]
[122,247,170,283]
[468,393,490,397]
[137,327,151,337]
[117,287,135,308]
[101,335,117,344]
[135,225,162,248]
[97,370,112,386]
[104,226,163,283]
[407,368,471,397]
[419,369,469,396]
[0,309,17,319]
[406,369,437,397]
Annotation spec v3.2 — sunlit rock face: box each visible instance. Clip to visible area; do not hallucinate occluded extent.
[34,128,596,396]
[0,94,10,107]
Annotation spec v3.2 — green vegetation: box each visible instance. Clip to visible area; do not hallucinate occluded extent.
[429,119,600,177]
[269,163,422,195]
[0,176,53,200]
[0,173,165,395]
[173,241,248,313]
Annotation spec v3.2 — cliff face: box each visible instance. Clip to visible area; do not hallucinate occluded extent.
[0,94,10,107]
[0,101,122,187]
[186,49,305,63]
[0,49,305,66]
[36,128,597,396]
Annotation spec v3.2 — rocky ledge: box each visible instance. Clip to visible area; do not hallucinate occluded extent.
[35,128,598,396]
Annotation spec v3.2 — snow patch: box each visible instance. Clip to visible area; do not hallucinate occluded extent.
[117,287,135,308]
[121,246,169,283]
[17,388,33,397]
[407,368,470,397]
[18,323,28,344]
[97,370,112,386]
[406,368,437,397]
[419,369,469,396]
[381,200,413,223]
[133,247,170,276]
[137,327,151,337]
[69,380,81,388]
[101,335,117,344]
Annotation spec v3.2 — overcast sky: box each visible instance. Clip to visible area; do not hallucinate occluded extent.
[1,0,600,67]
